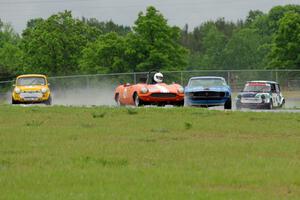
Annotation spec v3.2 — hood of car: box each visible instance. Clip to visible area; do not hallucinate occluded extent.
[146,83,181,93]
[137,83,182,93]
[185,85,230,93]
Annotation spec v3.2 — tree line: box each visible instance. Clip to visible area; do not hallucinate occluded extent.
[0,5,299,81]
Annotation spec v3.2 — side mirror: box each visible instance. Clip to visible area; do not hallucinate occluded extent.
[48,83,51,86]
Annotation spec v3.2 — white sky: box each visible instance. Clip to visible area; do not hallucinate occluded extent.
[0,0,300,33]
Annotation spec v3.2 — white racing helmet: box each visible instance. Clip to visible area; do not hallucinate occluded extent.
[153,72,163,83]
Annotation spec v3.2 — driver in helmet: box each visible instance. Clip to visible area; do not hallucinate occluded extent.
[153,72,163,84]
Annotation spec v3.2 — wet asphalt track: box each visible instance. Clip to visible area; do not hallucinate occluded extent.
[208,106,300,113]
[8,103,300,113]
[2,93,300,113]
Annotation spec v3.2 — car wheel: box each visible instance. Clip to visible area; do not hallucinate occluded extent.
[115,93,121,106]
[133,93,142,107]
[224,98,232,110]
[44,96,52,106]
[279,99,285,108]
[11,98,18,105]
[266,100,273,110]
[174,100,184,107]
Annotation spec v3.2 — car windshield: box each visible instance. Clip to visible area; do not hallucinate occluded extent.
[17,77,46,86]
[189,78,226,87]
[243,84,271,92]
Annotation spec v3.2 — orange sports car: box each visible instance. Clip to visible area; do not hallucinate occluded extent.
[114,71,184,106]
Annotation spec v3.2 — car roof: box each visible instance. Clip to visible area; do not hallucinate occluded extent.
[189,76,225,80]
[247,80,278,84]
[17,74,47,79]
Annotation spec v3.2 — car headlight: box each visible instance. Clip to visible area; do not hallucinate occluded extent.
[41,88,48,94]
[14,88,21,94]
[140,87,148,94]
[177,87,184,94]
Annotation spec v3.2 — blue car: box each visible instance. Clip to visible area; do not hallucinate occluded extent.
[184,76,232,109]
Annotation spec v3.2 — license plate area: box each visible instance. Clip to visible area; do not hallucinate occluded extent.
[241,98,261,103]
[20,92,43,100]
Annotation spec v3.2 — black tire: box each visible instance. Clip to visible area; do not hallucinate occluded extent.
[279,99,285,108]
[11,98,18,105]
[174,100,184,107]
[266,100,273,110]
[44,96,52,105]
[224,98,232,110]
[133,93,143,107]
[115,93,121,106]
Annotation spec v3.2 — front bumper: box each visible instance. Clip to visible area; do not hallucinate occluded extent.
[12,92,50,103]
[139,93,184,103]
[236,101,269,109]
[236,97,271,109]
[185,97,230,106]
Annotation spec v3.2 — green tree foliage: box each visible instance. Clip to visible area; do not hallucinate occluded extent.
[1,5,300,80]
[269,12,300,69]
[222,28,268,69]
[182,19,241,69]
[268,5,300,33]
[184,5,300,70]
[127,6,188,71]
[198,24,227,69]
[21,11,100,76]
[81,18,131,36]
[245,10,264,26]
[0,21,23,80]
[80,6,188,73]
[79,32,128,73]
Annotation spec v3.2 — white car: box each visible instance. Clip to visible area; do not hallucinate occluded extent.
[236,81,285,109]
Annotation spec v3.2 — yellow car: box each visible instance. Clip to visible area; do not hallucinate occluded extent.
[12,74,52,105]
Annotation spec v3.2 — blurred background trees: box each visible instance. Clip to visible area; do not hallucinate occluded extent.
[0,4,299,81]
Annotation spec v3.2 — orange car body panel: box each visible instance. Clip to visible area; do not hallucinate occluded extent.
[115,83,184,105]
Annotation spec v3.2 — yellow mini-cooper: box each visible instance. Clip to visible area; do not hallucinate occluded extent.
[12,74,52,105]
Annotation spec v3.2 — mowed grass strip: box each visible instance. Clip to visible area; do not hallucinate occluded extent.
[0,105,299,199]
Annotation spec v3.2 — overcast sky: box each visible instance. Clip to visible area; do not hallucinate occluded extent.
[0,0,300,32]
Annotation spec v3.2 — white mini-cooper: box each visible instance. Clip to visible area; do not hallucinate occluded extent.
[236,81,285,109]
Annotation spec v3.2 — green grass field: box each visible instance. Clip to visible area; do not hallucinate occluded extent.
[0,105,300,199]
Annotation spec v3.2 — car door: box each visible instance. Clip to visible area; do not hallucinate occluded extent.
[119,84,132,104]
[270,84,279,107]
[275,84,283,106]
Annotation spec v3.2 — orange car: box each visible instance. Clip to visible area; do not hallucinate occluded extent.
[114,71,184,106]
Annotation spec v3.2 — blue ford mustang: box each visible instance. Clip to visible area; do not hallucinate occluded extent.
[184,76,232,109]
